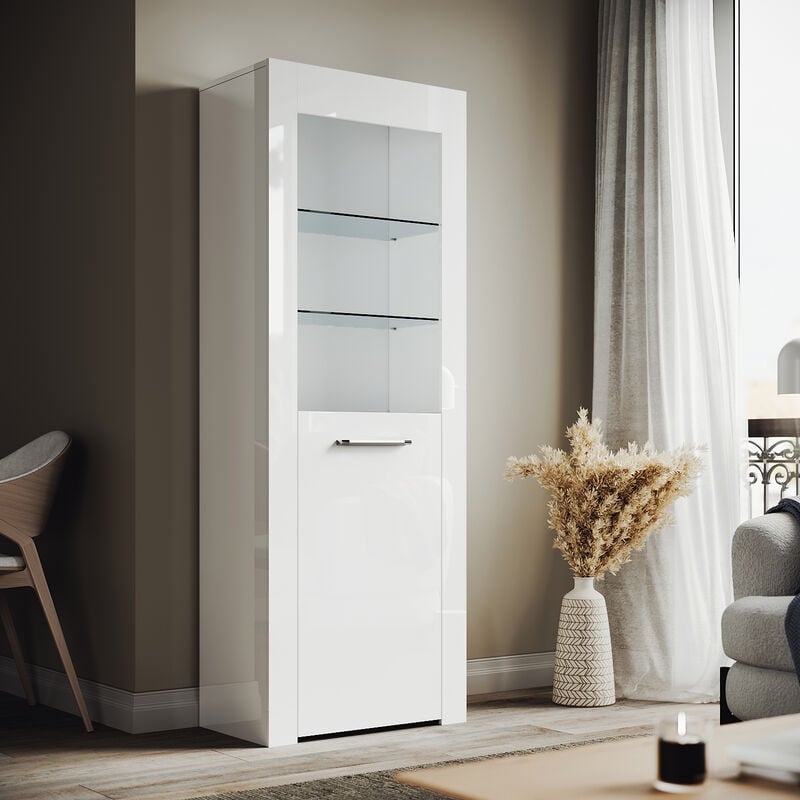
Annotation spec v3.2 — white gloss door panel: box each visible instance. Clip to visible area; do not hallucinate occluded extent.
[298,411,442,737]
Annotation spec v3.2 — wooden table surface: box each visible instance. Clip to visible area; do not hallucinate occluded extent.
[397,713,800,799]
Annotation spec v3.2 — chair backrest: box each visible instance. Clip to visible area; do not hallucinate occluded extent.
[0,432,71,538]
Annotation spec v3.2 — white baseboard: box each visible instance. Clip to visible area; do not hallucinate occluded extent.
[1,651,553,733]
[0,656,198,734]
[467,652,555,696]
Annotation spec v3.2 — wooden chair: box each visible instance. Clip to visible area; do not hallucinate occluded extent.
[0,431,92,732]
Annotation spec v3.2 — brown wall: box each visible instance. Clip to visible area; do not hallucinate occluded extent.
[134,89,199,691]
[1,2,136,690]
[135,0,597,691]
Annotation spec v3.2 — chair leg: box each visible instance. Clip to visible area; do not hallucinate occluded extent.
[0,593,36,706]
[23,546,93,732]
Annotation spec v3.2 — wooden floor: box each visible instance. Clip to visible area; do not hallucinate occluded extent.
[0,689,719,800]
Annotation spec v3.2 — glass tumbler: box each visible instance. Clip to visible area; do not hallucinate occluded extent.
[655,711,710,793]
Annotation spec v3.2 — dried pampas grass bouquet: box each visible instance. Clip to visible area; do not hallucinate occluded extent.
[505,409,703,578]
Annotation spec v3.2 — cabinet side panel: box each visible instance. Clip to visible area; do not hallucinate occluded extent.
[266,58,300,746]
[199,70,268,746]
[439,89,467,724]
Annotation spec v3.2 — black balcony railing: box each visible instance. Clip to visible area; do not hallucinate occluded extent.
[748,418,800,516]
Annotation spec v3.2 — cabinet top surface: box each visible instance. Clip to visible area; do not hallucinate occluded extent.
[199,58,466,97]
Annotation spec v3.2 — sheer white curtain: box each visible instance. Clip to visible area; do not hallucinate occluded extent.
[594,0,744,701]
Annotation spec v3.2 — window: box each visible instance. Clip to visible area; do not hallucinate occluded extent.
[739,0,800,422]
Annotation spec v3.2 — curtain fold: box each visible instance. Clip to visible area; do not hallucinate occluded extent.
[593,0,743,701]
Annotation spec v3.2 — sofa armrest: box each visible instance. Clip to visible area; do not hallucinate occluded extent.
[733,512,800,599]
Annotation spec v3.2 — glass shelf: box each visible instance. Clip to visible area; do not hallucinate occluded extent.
[299,209,439,240]
[298,309,439,324]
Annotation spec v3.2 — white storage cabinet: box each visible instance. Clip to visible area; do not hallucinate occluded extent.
[199,59,466,746]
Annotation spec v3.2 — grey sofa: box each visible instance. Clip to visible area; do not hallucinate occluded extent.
[722,512,800,720]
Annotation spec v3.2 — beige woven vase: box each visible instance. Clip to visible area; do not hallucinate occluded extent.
[552,576,616,707]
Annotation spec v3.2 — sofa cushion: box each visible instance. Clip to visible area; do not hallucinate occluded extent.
[722,595,795,672]
[733,514,800,599]
[726,661,800,721]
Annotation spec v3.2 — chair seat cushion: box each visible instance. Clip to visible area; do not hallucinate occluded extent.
[722,595,795,672]
[0,553,24,570]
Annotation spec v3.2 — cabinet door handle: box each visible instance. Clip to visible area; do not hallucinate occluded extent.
[334,439,412,446]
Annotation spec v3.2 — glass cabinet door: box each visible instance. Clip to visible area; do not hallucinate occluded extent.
[297,114,441,413]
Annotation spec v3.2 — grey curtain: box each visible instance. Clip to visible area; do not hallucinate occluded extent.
[593,0,741,701]
[595,0,671,451]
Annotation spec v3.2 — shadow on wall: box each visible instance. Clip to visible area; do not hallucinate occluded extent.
[134,87,200,692]
[558,5,596,432]
[0,0,137,690]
